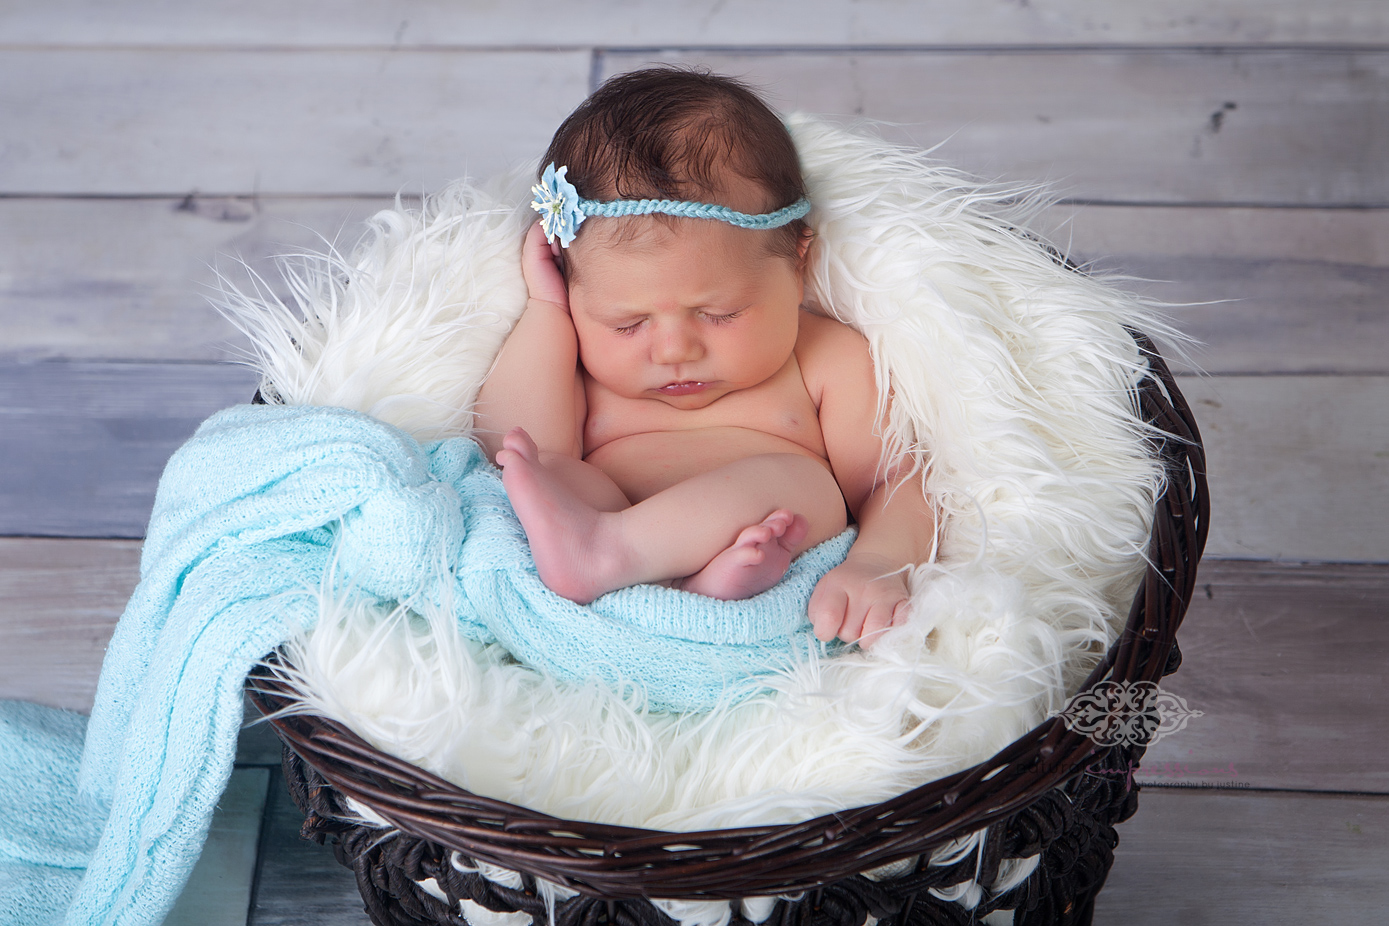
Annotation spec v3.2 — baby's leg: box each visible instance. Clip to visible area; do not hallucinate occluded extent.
[531,450,630,513]
[497,428,846,604]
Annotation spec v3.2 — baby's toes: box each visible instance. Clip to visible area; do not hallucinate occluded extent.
[780,513,809,550]
[734,522,775,550]
[502,427,539,460]
[760,509,797,537]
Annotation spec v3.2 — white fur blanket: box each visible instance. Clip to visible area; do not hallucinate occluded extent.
[220,116,1169,834]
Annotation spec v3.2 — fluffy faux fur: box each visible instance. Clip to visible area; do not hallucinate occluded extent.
[218,117,1174,843]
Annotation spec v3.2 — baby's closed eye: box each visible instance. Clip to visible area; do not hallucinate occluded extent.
[703,310,742,325]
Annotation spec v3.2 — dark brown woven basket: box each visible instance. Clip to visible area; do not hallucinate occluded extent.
[248,329,1207,926]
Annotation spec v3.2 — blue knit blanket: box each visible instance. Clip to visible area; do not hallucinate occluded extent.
[2,403,852,926]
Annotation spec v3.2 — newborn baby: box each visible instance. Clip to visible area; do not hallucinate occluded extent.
[474,68,936,645]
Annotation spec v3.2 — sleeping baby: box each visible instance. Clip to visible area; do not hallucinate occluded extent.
[473,67,936,645]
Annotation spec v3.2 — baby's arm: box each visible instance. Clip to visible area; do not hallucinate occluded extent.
[799,315,937,645]
[472,223,585,461]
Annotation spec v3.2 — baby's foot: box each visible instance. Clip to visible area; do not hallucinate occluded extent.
[676,510,809,601]
[496,428,623,604]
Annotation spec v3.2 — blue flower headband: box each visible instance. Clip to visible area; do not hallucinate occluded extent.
[531,162,811,248]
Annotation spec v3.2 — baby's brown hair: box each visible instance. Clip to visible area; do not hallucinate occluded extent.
[541,67,808,264]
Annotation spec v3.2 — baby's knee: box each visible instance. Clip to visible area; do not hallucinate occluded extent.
[752,453,846,531]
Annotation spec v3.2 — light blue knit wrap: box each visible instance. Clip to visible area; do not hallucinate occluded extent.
[27,403,853,926]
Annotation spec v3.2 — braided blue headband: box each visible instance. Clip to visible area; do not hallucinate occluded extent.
[531,162,811,248]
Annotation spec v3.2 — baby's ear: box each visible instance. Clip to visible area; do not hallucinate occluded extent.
[796,227,815,271]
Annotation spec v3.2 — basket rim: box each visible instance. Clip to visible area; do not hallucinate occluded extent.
[247,327,1210,899]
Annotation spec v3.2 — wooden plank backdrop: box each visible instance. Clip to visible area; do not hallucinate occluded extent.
[4,48,1387,202]
[0,49,591,194]
[8,552,1383,794]
[0,197,396,361]
[1095,790,1389,924]
[1,3,1385,922]
[598,50,1389,206]
[0,361,260,536]
[164,768,270,926]
[3,0,1386,47]
[1137,561,1389,793]
[6,199,1386,373]
[1054,205,1389,376]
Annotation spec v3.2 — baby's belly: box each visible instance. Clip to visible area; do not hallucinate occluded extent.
[584,427,832,504]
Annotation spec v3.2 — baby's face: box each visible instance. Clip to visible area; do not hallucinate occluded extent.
[566,219,804,409]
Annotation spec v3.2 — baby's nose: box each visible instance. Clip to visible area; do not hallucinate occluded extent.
[651,324,703,364]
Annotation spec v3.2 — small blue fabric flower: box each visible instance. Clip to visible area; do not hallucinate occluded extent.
[531,163,586,248]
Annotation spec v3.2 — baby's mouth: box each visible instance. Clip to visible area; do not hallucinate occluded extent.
[657,381,710,396]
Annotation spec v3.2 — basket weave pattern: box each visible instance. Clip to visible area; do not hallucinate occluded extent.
[248,330,1207,926]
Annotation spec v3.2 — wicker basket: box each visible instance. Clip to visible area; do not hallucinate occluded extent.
[247,330,1207,926]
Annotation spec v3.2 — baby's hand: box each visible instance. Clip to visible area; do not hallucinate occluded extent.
[808,553,911,647]
[522,221,570,311]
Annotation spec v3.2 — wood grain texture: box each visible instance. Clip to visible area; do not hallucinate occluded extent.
[6,541,1386,790]
[602,49,1389,206]
[1046,205,1389,376]
[1179,374,1389,562]
[1136,561,1389,793]
[1095,790,1389,925]
[0,361,259,537]
[3,0,1386,46]
[5,49,1387,202]
[0,49,589,195]
[4,198,1385,373]
[0,537,140,710]
[165,767,270,926]
[4,365,1384,560]
[0,196,397,361]
[0,538,296,764]
[250,771,374,926]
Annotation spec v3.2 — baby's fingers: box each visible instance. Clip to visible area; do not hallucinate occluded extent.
[858,597,909,649]
[521,222,570,309]
[808,582,850,642]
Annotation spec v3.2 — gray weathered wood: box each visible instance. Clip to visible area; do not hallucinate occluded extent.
[2,367,1385,558]
[0,538,140,711]
[1178,374,1389,562]
[1046,205,1389,376]
[165,767,270,926]
[3,0,1386,47]
[5,364,1384,560]
[4,49,1387,202]
[238,694,292,767]
[0,49,589,195]
[0,361,260,537]
[602,49,1389,206]
[1096,790,1389,925]
[5,197,1386,373]
[0,196,396,361]
[1136,561,1389,793]
[0,536,305,767]
[5,539,1387,791]
[250,772,374,926]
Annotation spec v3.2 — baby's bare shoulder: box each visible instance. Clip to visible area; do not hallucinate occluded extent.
[795,311,874,399]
